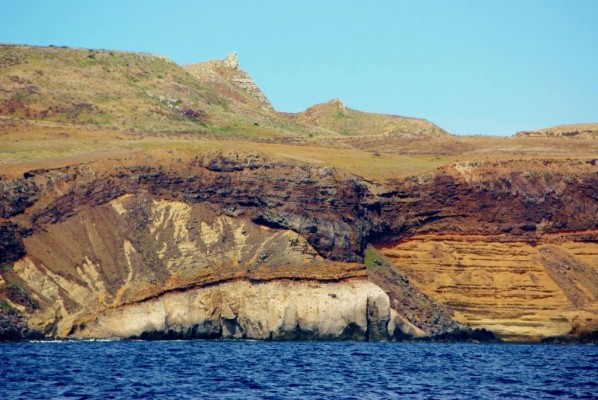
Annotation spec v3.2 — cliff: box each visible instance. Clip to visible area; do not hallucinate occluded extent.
[1,45,597,342]
[0,152,596,341]
[0,153,398,339]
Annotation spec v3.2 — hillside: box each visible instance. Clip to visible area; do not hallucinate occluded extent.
[1,44,597,342]
[0,45,319,138]
[0,44,223,132]
[286,98,449,137]
[515,123,598,138]
[0,44,451,139]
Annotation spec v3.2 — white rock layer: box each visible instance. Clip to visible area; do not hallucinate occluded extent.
[74,279,393,340]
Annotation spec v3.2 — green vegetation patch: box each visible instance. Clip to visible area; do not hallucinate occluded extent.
[364,247,389,270]
[0,300,13,310]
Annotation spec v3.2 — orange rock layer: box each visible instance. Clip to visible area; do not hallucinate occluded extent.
[378,234,598,340]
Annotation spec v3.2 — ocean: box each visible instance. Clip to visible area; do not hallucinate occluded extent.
[1,341,597,399]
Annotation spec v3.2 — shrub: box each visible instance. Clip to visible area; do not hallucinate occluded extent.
[178,108,207,121]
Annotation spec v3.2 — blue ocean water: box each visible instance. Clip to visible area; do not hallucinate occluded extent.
[1,341,597,399]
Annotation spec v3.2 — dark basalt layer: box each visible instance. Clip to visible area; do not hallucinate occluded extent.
[0,222,26,263]
[373,160,598,242]
[416,328,499,343]
[0,309,43,341]
[2,156,597,264]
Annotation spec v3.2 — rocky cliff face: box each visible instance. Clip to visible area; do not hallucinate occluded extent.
[373,159,598,340]
[0,154,392,340]
[378,236,598,341]
[373,159,598,240]
[12,194,369,337]
[0,153,596,341]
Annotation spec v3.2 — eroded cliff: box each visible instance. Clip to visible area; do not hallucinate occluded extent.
[373,160,598,340]
[71,279,391,341]
[0,154,399,340]
[0,153,597,341]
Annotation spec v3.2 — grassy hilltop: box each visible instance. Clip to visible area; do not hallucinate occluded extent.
[1,43,598,182]
[0,45,223,132]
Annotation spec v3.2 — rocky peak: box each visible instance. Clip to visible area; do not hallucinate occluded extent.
[329,98,348,114]
[223,51,239,70]
[185,52,273,111]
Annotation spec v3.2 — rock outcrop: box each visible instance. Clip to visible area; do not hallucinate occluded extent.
[372,159,598,340]
[0,153,426,340]
[71,279,390,340]
[185,52,274,112]
[11,194,370,336]
[0,308,43,341]
[378,235,598,341]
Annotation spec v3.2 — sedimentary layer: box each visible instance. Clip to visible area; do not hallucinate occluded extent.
[378,235,598,341]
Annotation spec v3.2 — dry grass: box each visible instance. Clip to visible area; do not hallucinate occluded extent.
[2,45,597,181]
[2,118,598,182]
[0,45,225,131]
[516,123,598,138]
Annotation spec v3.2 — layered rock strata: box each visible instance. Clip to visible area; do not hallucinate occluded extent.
[0,154,596,340]
[378,235,598,341]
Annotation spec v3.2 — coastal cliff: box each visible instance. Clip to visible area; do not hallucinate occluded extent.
[1,45,597,342]
[0,152,596,341]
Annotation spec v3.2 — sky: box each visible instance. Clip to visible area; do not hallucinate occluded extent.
[1,0,597,136]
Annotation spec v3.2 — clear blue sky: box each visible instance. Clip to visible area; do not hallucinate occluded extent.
[2,0,597,135]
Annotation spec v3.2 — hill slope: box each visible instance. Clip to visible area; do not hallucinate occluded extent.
[515,123,598,138]
[0,44,224,132]
[286,98,449,137]
[1,44,450,139]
